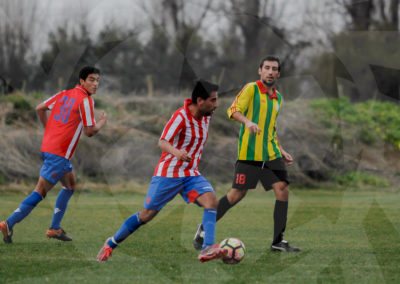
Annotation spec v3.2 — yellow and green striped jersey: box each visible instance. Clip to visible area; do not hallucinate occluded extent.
[227,80,283,161]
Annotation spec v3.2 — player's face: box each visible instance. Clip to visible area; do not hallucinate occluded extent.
[199,91,218,116]
[80,74,100,95]
[258,61,280,87]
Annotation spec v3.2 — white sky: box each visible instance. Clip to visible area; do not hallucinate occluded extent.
[1,0,347,58]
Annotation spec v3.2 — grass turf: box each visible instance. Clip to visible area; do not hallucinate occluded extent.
[1,188,400,283]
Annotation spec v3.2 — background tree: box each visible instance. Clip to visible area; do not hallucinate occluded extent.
[0,0,37,91]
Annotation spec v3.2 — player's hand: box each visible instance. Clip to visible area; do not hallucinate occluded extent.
[176,150,192,162]
[281,149,293,165]
[98,111,107,124]
[245,121,261,135]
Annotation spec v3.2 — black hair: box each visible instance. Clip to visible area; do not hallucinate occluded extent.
[79,66,100,81]
[191,79,219,104]
[259,56,281,71]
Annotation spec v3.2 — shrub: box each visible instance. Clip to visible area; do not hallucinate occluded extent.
[310,97,400,149]
[332,171,390,187]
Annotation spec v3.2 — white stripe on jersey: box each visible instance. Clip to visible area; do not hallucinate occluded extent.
[191,117,208,174]
[163,115,183,141]
[83,98,93,126]
[166,130,183,177]
[65,122,83,159]
[44,91,64,110]
[155,103,211,178]
[155,153,172,176]
[177,110,195,177]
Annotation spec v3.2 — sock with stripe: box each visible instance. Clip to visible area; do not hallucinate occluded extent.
[202,208,217,249]
[107,212,142,249]
[50,188,74,229]
[7,191,43,227]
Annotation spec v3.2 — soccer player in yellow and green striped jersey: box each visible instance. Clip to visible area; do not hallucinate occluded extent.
[193,56,300,252]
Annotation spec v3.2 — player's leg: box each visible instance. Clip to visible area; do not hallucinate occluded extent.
[46,170,75,241]
[97,208,159,262]
[260,158,299,252]
[107,208,158,248]
[182,176,227,262]
[196,191,218,249]
[1,176,52,243]
[196,192,228,262]
[271,181,289,245]
[217,187,248,221]
[217,161,258,221]
[97,176,182,262]
[193,161,257,250]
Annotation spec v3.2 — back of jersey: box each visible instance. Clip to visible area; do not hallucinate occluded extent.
[41,86,95,159]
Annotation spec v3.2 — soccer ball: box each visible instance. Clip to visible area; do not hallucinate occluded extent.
[219,237,246,264]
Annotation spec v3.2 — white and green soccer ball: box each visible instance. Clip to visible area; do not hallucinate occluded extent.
[219,237,246,264]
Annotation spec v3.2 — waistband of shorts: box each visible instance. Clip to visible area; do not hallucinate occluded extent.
[238,159,282,169]
[237,160,265,167]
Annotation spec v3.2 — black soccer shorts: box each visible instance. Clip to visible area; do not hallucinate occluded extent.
[231,158,289,191]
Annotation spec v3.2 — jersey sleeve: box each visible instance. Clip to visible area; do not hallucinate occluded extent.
[227,83,255,120]
[160,111,184,142]
[43,91,64,110]
[79,97,96,127]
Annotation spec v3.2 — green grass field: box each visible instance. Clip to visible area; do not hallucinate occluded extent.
[1,188,400,283]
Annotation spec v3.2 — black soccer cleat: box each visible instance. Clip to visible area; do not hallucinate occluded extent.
[193,223,204,250]
[271,240,300,252]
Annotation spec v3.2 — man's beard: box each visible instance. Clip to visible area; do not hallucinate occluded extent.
[263,79,275,87]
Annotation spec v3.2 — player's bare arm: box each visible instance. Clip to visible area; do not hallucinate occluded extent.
[158,139,192,162]
[231,111,261,135]
[277,137,293,165]
[36,102,50,127]
[84,111,107,137]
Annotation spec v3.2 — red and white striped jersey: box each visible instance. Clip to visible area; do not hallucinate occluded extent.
[154,99,211,177]
[41,85,96,159]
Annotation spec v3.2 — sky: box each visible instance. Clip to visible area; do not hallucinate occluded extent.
[23,0,346,54]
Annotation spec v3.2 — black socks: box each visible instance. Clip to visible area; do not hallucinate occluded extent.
[272,200,288,245]
[216,195,233,221]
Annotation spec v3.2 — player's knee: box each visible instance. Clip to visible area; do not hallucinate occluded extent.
[35,188,47,198]
[138,209,156,223]
[201,198,218,209]
[228,188,247,205]
[207,197,218,209]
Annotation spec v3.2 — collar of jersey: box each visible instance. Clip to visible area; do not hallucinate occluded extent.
[75,85,90,96]
[256,80,277,100]
[184,98,203,122]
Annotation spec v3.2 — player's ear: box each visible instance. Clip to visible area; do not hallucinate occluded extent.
[79,78,85,85]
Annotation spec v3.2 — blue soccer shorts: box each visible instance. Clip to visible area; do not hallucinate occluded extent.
[40,152,73,184]
[143,175,215,211]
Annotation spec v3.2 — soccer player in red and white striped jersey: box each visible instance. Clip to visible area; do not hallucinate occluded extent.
[0,66,107,244]
[97,80,227,263]
[154,98,211,177]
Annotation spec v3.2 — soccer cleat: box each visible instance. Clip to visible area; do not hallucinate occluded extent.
[46,228,72,241]
[270,240,300,252]
[198,243,228,262]
[193,223,204,250]
[97,238,114,262]
[0,220,13,243]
